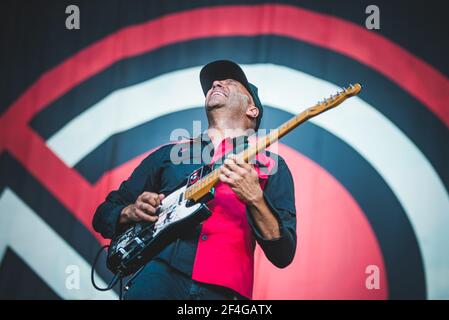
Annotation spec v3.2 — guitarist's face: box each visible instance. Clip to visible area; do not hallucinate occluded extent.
[205,79,258,128]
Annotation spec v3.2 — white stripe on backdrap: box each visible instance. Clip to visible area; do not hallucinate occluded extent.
[0,189,118,300]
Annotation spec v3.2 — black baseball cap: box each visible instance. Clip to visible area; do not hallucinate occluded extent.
[200,60,263,130]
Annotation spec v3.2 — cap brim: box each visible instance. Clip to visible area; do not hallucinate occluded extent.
[200,60,251,96]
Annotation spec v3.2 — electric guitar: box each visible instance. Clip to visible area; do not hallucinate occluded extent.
[106,84,362,276]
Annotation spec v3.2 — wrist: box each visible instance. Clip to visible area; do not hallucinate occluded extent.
[119,204,133,224]
[248,189,264,208]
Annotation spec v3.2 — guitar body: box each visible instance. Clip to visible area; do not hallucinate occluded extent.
[107,163,216,276]
[107,185,212,275]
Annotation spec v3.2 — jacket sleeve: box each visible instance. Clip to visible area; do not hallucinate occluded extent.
[246,156,297,268]
[92,148,165,239]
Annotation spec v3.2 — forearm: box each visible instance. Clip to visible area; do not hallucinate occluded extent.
[247,195,281,240]
[247,194,297,268]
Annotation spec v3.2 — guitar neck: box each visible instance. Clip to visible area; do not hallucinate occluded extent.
[184,84,361,202]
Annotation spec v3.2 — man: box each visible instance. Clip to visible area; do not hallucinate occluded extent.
[93,60,297,300]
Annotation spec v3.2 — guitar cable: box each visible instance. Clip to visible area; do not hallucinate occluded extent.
[91,245,124,299]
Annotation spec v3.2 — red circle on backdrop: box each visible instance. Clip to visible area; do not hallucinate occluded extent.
[254,143,387,299]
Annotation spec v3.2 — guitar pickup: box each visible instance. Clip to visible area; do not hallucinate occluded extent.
[185,165,215,206]
[186,165,213,187]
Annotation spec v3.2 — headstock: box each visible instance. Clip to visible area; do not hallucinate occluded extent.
[308,83,362,117]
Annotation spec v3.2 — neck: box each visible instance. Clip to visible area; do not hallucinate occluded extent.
[206,126,249,148]
[206,110,250,147]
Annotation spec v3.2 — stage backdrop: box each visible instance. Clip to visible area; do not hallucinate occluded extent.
[1,0,448,300]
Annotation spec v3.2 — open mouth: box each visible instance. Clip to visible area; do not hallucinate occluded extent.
[211,91,226,97]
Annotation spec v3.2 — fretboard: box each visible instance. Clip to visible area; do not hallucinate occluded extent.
[184,83,361,202]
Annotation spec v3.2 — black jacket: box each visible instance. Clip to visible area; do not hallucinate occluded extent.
[93,136,297,276]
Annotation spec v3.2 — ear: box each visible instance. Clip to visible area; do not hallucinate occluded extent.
[246,104,259,120]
